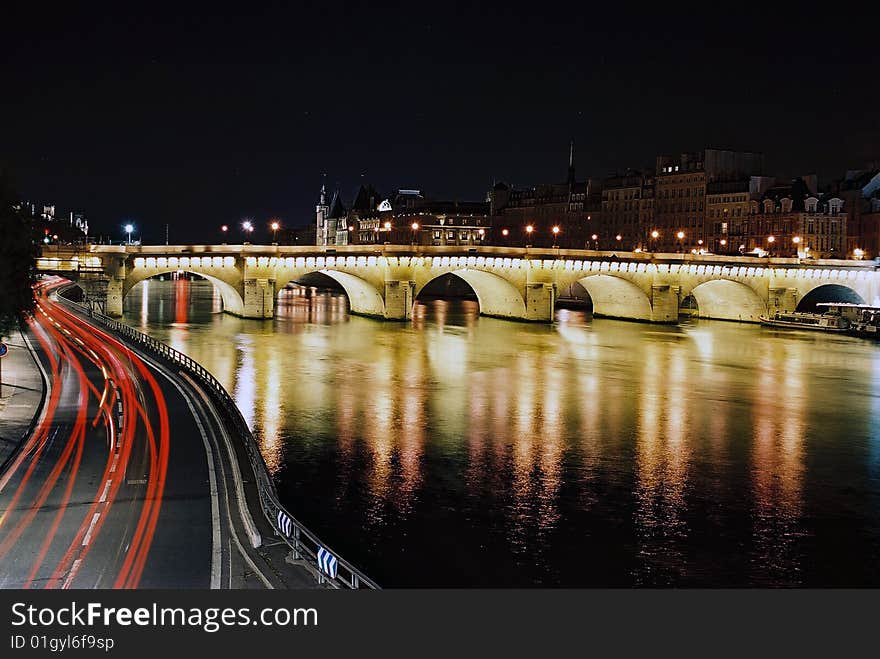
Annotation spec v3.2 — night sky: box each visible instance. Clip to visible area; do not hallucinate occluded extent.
[4,3,878,244]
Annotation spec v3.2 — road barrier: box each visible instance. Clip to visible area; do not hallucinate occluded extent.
[56,289,379,589]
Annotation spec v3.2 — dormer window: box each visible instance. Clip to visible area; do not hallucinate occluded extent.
[763,199,775,214]
[805,197,818,213]
[781,198,793,213]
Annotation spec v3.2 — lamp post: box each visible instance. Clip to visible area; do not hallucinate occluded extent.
[552,225,560,248]
[719,238,727,254]
[221,224,228,244]
[242,220,254,243]
[270,220,280,244]
[676,230,685,253]
[792,235,801,257]
[650,229,659,252]
[591,233,598,250]
[384,221,391,245]
[411,222,419,245]
[525,224,534,247]
[767,235,775,256]
[124,223,134,246]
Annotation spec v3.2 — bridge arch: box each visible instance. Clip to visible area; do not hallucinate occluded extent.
[688,279,766,322]
[795,283,866,312]
[124,269,245,316]
[415,269,527,319]
[578,274,653,321]
[292,270,386,317]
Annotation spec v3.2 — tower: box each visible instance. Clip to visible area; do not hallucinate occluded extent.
[567,140,576,186]
[316,182,329,245]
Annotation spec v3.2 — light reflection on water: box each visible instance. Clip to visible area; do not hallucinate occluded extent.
[125,278,880,586]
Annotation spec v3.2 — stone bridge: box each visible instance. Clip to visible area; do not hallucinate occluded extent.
[37,244,880,323]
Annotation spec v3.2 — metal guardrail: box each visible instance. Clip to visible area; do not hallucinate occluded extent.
[56,291,379,589]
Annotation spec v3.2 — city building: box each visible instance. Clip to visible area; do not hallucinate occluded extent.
[488,143,601,248]
[316,183,382,246]
[705,176,777,253]
[722,178,846,258]
[833,168,880,258]
[363,190,490,246]
[653,149,765,251]
[597,170,654,251]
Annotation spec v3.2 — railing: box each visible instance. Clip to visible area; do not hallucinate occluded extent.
[56,290,379,590]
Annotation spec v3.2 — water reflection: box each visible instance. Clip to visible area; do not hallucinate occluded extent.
[123,279,880,586]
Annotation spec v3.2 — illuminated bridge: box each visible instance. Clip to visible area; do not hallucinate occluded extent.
[37,244,880,323]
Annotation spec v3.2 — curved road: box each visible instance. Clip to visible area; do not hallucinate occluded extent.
[0,278,313,589]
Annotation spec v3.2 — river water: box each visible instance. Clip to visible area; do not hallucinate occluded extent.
[123,278,880,586]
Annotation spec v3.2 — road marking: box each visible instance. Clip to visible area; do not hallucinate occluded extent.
[110,453,119,473]
[62,559,83,589]
[82,513,101,546]
[99,479,112,503]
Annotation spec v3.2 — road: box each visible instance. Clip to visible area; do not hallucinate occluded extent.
[0,277,313,589]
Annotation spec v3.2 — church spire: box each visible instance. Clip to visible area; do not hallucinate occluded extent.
[567,140,576,185]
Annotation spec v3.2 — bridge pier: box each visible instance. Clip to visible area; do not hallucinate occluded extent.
[384,280,415,320]
[650,284,679,323]
[769,286,798,314]
[525,283,555,321]
[242,278,275,319]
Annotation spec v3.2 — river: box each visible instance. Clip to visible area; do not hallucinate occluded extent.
[123,277,880,586]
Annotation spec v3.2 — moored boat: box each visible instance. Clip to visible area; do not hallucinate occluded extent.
[759,310,850,332]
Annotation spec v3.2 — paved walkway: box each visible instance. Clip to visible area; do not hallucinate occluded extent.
[0,323,45,469]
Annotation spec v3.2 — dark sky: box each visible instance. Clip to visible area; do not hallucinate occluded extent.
[4,2,878,244]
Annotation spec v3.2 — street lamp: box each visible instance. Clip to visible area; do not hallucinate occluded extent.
[591,233,598,250]
[552,225,560,247]
[676,230,685,253]
[792,235,801,257]
[270,220,280,243]
[650,229,659,252]
[854,248,865,260]
[124,223,134,246]
[242,219,254,243]
[411,222,419,245]
[525,224,534,247]
[720,238,727,253]
[501,228,509,237]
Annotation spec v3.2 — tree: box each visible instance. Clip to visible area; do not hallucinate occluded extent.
[0,168,39,339]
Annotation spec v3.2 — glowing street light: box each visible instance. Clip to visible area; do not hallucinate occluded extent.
[552,225,560,247]
[767,235,775,243]
[270,220,280,243]
[525,224,534,247]
[501,228,509,237]
[242,219,254,243]
[384,221,392,230]
[854,248,865,260]
[411,222,419,245]
[124,223,134,245]
[792,236,801,244]
[651,230,659,239]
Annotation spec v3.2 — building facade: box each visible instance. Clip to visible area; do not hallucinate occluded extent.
[653,149,764,252]
[487,144,601,249]
[598,170,654,251]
